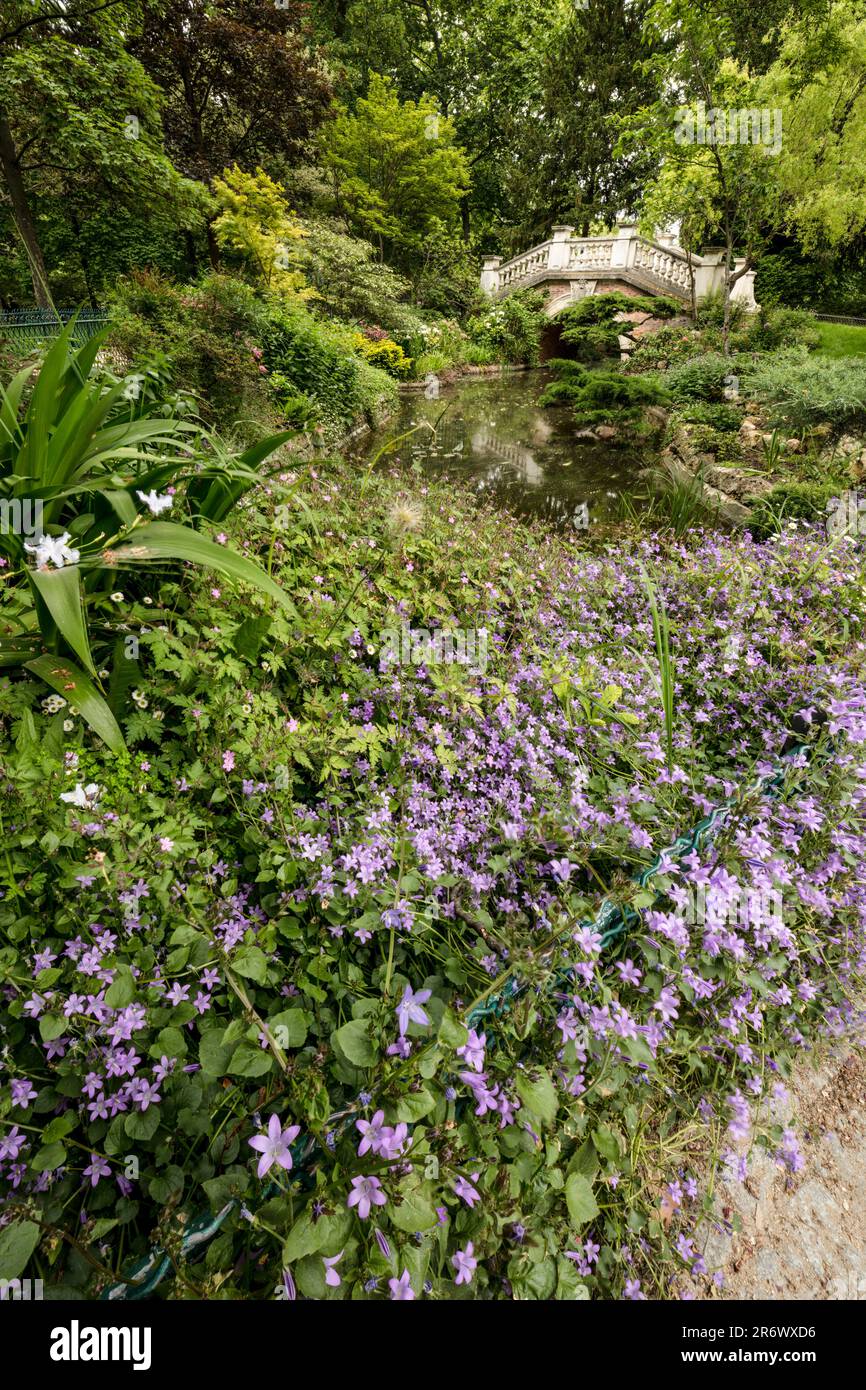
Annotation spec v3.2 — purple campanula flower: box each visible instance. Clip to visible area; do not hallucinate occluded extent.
[248,1114,301,1179]
[452,1242,477,1286]
[396,985,432,1036]
[389,1269,414,1300]
[347,1175,387,1220]
[83,1153,111,1187]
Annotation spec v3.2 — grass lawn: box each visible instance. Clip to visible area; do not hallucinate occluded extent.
[814,320,866,356]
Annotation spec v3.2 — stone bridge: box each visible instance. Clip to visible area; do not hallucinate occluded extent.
[480,223,758,317]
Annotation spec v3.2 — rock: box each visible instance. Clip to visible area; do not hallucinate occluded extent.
[837,434,862,456]
[786,438,803,452]
[595,424,617,440]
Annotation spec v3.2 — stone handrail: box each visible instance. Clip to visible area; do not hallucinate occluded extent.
[479,224,758,310]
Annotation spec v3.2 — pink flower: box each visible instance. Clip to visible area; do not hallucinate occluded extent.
[222,750,235,772]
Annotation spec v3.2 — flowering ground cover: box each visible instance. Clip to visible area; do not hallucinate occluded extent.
[1,460,865,1300]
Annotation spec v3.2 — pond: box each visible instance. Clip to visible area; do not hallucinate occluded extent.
[356,369,654,530]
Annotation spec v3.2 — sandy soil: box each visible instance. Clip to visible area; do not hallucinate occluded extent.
[700,1038,866,1300]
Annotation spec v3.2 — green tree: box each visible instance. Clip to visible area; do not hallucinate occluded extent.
[498,0,667,247]
[212,165,309,296]
[760,0,866,254]
[319,73,469,268]
[0,3,204,307]
[132,0,333,267]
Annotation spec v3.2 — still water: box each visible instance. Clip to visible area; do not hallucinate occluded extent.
[357,370,652,529]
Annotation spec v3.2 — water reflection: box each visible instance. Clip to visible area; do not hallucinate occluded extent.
[357,370,650,530]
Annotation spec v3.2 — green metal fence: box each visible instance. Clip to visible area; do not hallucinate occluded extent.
[0,308,111,353]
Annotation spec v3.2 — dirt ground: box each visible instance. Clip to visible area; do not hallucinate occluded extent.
[700,1038,866,1300]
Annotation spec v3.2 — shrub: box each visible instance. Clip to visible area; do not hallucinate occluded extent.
[554,292,681,362]
[412,220,484,318]
[731,306,821,353]
[109,271,278,437]
[740,348,866,431]
[0,327,297,742]
[352,332,413,380]
[300,220,412,329]
[665,352,737,403]
[261,300,398,438]
[626,324,715,372]
[747,479,845,537]
[674,401,742,431]
[540,360,670,428]
[466,289,548,364]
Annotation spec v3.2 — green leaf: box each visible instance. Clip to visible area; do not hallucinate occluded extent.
[566,1139,599,1180]
[39,1013,66,1042]
[28,565,96,675]
[105,965,136,1008]
[565,1173,600,1230]
[388,1182,438,1233]
[331,1018,377,1068]
[25,654,124,753]
[232,945,269,984]
[227,1042,274,1078]
[393,1086,436,1123]
[157,1026,188,1059]
[591,1125,621,1162]
[268,1008,308,1050]
[109,521,298,618]
[32,1141,67,1171]
[282,1210,328,1263]
[437,1006,468,1050]
[125,1108,160,1141]
[0,1219,41,1280]
[623,1035,655,1068]
[514,1069,558,1126]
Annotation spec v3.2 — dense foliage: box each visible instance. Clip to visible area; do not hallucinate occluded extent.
[2,458,865,1300]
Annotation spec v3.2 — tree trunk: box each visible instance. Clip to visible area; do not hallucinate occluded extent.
[461,194,470,242]
[69,211,98,309]
[184,229,198,277]
[206,221,221,272]
[0,109,54,309]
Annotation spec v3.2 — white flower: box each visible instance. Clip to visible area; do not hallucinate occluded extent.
[110,592,124,602]
[24,532,80,569]
[137,490,173,515]
[63,719,74,732]
[59,782,101,809]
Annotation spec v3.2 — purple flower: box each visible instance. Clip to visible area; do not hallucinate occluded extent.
[10,1078,37,1108]
[453,1174,481,1208]
[624,1278,645,1300]
[396,985,432,1036]
[356,1109,387,1156]
[83,1153,111,1187]
[389,1269,415,1300]
[282,1267,296,1300]
[452,1241,477,1285]
[248,1114,301,1179]
[456,1028,486,1072]
[347,1175,387,1220]
[323,1251,344,1287]
[0,1125,27,1160]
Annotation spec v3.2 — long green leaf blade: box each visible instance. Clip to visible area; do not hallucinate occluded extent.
[107,521,298,618]
[28,565,96,675]
[25,655,125,753]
